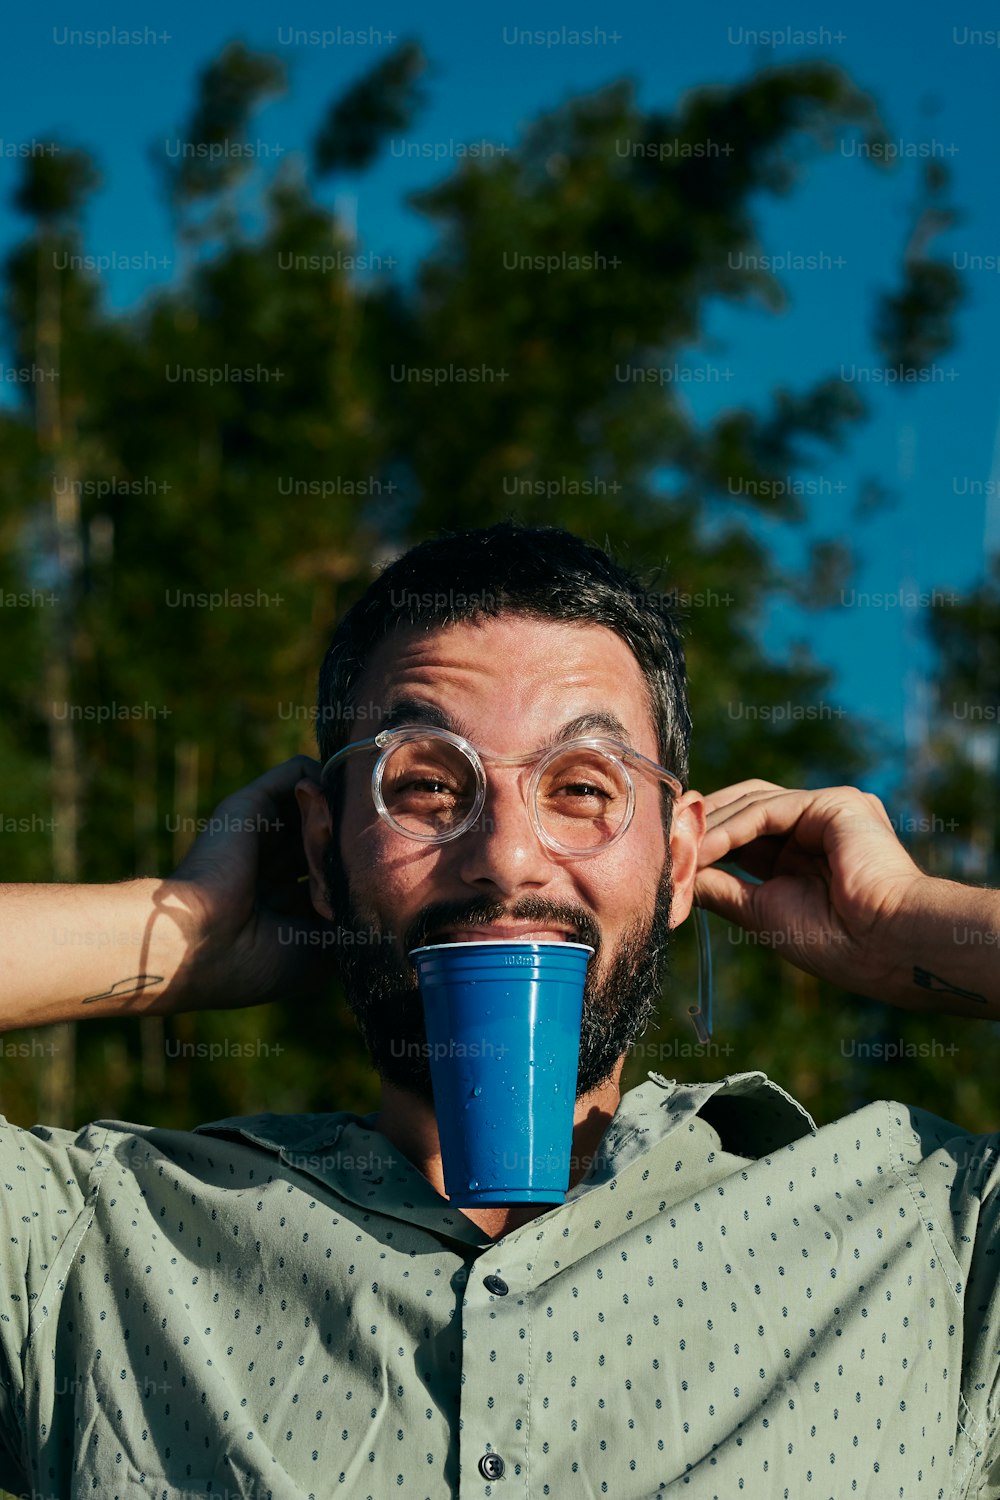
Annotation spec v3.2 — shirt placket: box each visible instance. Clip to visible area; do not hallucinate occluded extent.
[458,1251,533,1497]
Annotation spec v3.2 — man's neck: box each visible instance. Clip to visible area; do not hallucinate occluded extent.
[371,1067,625,1241]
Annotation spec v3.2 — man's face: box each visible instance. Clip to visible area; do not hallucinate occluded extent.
[300,615,703,1104]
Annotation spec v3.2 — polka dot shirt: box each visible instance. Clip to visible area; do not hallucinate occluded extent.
[0,1069,998,1498]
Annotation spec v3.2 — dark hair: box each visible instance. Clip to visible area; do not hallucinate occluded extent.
[316,521,691,783]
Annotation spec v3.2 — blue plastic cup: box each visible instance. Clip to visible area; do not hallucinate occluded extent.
[408,940,595,1206]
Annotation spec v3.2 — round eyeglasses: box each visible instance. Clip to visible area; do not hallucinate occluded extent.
[320,724,684,858]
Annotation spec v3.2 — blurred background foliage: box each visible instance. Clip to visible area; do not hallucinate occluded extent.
[1,38,996,1138]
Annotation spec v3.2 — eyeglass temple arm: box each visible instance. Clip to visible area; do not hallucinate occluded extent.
[615,743,685,798]
[319,738,380,783]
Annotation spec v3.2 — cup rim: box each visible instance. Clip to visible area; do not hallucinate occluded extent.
[408,939,595,957]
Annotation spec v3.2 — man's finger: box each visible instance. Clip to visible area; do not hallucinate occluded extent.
[698,779,788,820]
[176,757,322,859]
[694,867,761,927]
[698,789,816,865]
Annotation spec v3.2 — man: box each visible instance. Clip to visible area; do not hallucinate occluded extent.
[1,520,999,1498]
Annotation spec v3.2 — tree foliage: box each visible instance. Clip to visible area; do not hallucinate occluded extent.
[0,44,978,1134]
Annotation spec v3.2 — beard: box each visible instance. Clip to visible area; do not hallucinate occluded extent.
[321,840,676,1104]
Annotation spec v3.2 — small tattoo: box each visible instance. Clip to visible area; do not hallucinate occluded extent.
[913,967,987,1005]
[82,975,164,1005]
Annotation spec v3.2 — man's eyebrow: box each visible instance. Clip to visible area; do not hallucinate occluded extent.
[555,711,633,747]
[380,699,635,749]
[380,698,470,736]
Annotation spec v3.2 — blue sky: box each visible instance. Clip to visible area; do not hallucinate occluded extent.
[2,0,999,804]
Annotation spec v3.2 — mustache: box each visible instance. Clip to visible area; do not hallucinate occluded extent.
[404,895,601,959]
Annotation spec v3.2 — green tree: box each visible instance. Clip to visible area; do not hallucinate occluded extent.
[0,45,965,1134]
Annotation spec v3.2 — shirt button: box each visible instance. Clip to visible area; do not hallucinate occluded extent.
[483,1274,509,1296]
[478,1453,506,1480]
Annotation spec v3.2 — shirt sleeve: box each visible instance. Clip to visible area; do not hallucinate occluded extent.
[957,1130,1000,1497]
[0,1115,106,1492]
[891,1102,1000,1498]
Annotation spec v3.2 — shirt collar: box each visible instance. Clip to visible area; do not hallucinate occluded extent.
[192,1070,816,1243]
[647,1068,817,1154]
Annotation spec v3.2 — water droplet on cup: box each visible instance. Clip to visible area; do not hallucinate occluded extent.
[472,1085,482,1097]
[468,1179,479,1190]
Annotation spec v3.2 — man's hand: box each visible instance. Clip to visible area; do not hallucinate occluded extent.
[694,779,1000,1015]
[166,756,339,1012]
[0,757,340,1031]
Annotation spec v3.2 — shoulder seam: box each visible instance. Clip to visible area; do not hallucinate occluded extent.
[886,1101,966,1302]
[25,1123,113,1344]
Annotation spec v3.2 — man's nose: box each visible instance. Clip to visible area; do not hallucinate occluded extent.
[454,776,555,892]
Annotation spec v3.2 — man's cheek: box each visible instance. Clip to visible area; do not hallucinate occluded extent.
[332,836,384,917]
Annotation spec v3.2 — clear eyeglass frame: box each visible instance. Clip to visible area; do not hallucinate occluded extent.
[320,724,713,1042]
[321,724,682,856]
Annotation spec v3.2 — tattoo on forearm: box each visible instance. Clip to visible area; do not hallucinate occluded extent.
[81,975,164,1005]
[913,967,987,1005]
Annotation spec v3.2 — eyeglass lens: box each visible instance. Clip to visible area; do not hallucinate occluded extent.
[378,736,631,848]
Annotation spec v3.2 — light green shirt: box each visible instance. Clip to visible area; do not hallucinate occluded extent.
[1,1069,999,1499]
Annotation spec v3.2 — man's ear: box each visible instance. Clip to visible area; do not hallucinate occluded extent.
[667,789,706,929]
[295,779,335,921]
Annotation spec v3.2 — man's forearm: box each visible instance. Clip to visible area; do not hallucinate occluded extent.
[885,878,1000,1017]
[0,879,202,1032]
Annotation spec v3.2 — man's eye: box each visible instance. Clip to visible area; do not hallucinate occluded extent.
[392,777,457,798]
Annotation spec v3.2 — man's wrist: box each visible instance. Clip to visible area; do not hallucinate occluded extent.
[143,877,219,1013]
[0,876,204,1032]
[885,876,1000,1017]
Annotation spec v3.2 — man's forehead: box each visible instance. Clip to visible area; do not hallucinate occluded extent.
[355,616,658,749]
[377,696,636,750]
